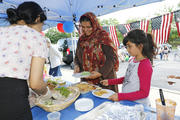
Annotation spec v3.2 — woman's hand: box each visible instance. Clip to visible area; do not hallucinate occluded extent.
[84,71,101,79]
[100,80,108,86]
[40,87,52,100]
[108,93,119,101]
[74,65,80,73]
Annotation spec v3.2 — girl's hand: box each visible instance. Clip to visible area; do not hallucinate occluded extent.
[100,80,108,86]
[84,71,101,79]
[74,65,80,73]
[108,93,119,101]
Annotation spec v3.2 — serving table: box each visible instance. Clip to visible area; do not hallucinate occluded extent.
[32,90,180,120]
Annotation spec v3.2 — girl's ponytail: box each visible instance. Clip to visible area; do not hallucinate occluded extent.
[146,33,157,64]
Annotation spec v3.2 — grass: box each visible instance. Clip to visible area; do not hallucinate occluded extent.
[169,40,180,49]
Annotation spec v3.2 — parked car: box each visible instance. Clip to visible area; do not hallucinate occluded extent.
[57,38,78,65]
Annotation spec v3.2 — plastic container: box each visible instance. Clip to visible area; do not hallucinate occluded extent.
[155,98,176,120]
[47,111,61,120]
[75,98,94,112]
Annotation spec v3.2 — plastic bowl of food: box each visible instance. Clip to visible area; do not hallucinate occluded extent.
[53,77,66,86]
[57,80,66,86]
[74,98,94,112]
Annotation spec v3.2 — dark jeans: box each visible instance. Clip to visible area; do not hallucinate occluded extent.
[0,77,32,120]
[160,53,163,60]
[49,65,62,77]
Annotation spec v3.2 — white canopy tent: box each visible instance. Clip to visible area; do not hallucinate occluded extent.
[0,0,164,27]
[0,0,164,67]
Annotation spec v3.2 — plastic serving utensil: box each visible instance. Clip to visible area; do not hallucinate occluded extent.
[159,89,166,106]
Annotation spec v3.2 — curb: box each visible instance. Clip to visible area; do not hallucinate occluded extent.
[151,86,180,95]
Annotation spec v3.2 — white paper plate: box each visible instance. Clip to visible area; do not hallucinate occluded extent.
[92,89,115,99]
[75,98,94,112]
[166,78,178,82]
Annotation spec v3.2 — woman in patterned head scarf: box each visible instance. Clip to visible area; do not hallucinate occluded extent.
[74,12,119,92]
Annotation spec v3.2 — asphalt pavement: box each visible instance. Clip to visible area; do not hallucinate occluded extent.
[116,49,180,91]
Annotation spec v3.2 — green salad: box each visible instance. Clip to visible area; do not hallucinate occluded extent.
[47,79,58,85]
[81,71,90,76]
[54,87,71,98]
[44,99,53,105]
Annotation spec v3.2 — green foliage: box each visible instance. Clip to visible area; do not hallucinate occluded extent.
[45,27,71,44]
[126,18,139,24]
[99,18,123,43]
[116,30,124,43]
[168,17,178,44]
[99,18,119,26]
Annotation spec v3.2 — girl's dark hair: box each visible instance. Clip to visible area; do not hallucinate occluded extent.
[123,29,157,64]
[79,16,92,25]
[6,1,47,24]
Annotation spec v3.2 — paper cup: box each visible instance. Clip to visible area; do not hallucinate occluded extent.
[47,111,61,120]
[155,99,176,120]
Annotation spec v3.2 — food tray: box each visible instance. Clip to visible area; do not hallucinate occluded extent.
[72,82,101,94]
[35,86,80,112]
[75,102,146,120]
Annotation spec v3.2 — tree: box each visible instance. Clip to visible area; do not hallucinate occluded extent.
[126,18,140,24]
[116,30,124,43]
[99,18,119,26]
[45,27,71,44]
[99,18,124,42]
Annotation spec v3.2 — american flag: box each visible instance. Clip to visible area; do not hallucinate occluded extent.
[130,21,140,30]
[130,20,149,32]
[151,13,173,45]
[117,24,130,37]
[117,20,149,37]
[174,10,180,37]
[103,26,120,47]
